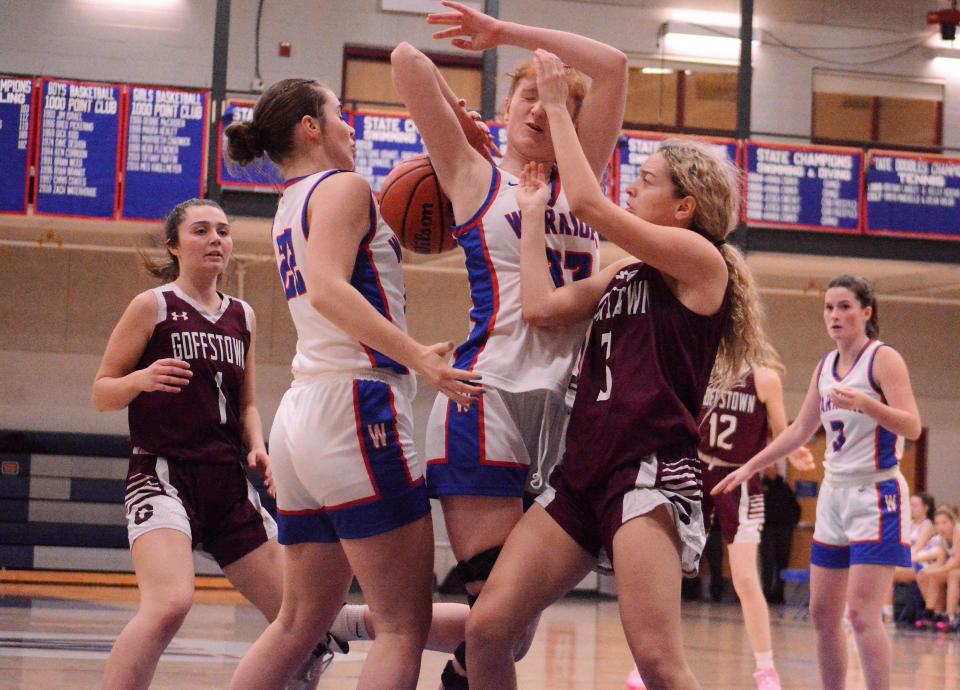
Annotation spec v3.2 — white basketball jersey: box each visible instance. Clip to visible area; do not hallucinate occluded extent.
[817,339,900,478]
[272,169,409,380]
[451,166,600,395]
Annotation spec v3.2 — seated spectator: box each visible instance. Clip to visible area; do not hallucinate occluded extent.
[915,506,960,631]
[887,493,936,621]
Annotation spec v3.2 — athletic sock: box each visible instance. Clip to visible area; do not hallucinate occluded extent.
[754,650,774,670]
[329,604,372,641]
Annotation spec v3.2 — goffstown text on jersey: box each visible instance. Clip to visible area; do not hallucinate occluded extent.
[169,331,246,367]
[593,270,649,323]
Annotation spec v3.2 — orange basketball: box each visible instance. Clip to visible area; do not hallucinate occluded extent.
[379,155,457,255]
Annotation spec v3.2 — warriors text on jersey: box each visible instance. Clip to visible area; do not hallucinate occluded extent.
[450,165,600,394]
[557,263,730,491]
[128,285,252,463]
[699,371,769,466]
[816,339,900,478]
[272,169,409,379]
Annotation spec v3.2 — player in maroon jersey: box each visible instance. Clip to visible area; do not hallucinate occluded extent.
[462,50,770,690]
[699,358,814,689]
[92,198,294,689]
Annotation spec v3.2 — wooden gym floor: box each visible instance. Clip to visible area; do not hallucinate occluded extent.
[0,572,956,689]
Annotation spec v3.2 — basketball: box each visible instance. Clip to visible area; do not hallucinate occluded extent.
[379,155,457,255]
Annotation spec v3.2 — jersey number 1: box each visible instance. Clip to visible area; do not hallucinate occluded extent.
[214,372,227,425]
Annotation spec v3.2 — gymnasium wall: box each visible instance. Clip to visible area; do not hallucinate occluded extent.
[3,1,957,147]
[1,0,959,568]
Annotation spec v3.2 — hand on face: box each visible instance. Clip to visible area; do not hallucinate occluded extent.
[516,161,551,212]
[532,49,569,110]
[427,0,502,52]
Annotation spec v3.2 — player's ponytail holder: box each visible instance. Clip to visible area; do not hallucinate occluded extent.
[714,239,727,248]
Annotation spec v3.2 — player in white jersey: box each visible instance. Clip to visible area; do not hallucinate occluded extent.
[392,3,626,685]
[714,275,921,690]
[224,78,480,690]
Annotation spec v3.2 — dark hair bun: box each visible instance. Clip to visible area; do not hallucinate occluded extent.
[224,121,263,167]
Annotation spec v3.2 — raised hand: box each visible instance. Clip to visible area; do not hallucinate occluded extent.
[138,358,192,393]
[415,341,483,408]
[532,49,569,109]
[516,161,550,213]
[427,0,503,52]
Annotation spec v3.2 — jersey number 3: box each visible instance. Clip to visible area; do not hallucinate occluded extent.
[829,420,846,452]
[276,228,307,300]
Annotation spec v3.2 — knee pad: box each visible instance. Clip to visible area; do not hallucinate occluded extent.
[452,545,503,606]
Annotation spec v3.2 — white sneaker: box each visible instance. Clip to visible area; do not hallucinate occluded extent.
[285,634,348,690]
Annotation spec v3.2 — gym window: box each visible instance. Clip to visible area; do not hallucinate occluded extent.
[342,45,483,113]
[812,69,944,150]
[623,62,738,133]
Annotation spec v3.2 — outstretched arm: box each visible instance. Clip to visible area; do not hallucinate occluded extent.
[754,366,816,471]
[428,0,627,177]
[304,173,480,407]
[712,366,824,495]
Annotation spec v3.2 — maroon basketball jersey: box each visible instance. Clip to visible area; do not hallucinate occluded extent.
[128,285,251,463]
[698,371,769,466]
[559,262,729,490]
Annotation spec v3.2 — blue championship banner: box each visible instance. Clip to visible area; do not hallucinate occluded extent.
[217,98,284,190]
[35,78,122,219]
[0,76,35,215]
[866,151,960,241]
[614,131,738,208]
[121,86,209,220]
[744,142,862,233]
[351,110,425,194]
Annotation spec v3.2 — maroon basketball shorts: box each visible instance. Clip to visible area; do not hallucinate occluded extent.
[124,452,277,567]
[538,445,705,577]
[700,459,764,545]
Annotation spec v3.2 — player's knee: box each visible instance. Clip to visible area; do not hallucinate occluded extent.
[146,590,193,633]
[466,601,516,656]
[371,605,431,646]
[730,567,760,595]
[845,601,881,635]
[634,652,683,689]
[809,599,843,632]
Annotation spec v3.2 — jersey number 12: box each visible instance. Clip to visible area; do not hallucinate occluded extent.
[706,412,737,451]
